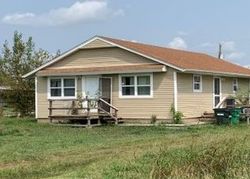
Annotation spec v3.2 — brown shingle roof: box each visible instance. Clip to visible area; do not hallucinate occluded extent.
[100,36,250,76]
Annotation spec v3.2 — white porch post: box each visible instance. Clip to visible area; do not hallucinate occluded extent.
[35,76,38,119]
[173,71,178,111]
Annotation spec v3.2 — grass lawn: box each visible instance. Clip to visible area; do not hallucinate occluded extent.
[0,118,249,178]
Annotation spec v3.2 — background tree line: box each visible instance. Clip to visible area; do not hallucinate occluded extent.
[0,31,59,117]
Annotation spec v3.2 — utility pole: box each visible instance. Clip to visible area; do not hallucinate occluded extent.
[218,43,223,59]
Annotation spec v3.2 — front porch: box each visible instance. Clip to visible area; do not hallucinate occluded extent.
[48,97,120,127]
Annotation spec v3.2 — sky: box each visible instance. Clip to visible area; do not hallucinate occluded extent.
[0,0,250,66]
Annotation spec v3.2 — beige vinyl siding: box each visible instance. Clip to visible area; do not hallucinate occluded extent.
[37,70,174,120]
[47,47,157,69]
[37,76,82,119]
[238,78,249,91]
[104,68,174,119]
[177,73,213,118]
[82,39,114,48]
[178,73,250,118]
[221,77,248,97]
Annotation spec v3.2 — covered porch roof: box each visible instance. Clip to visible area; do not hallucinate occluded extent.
[37,64,166,76]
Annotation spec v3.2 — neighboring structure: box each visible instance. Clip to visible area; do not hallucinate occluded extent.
[23,36,250,122]
[0,86,10,107]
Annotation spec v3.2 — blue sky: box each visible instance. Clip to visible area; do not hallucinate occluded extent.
[0,0,250,66]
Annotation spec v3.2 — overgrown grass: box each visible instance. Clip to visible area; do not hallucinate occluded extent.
[0,117,249,178]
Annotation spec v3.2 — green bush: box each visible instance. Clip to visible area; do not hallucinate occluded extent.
[150,115,157,124]
[170,104,184,124]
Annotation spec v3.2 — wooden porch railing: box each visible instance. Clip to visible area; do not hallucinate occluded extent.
[48,97,119,125]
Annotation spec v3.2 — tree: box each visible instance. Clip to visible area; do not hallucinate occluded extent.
[0,31,51,116]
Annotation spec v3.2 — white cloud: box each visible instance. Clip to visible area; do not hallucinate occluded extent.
[227,52,245,60]
[220,41,245,60]
[200,41,245,60]
[168,37,187,50]
[222,41,236,52]
[2,1,123,26]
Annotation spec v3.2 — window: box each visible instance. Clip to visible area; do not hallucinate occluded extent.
[121,76,135,96]
[193,75,202,92]
[120,74,152,97]
[233,78,238,93]
[50,79,62,97]
[137,76,151,95]
[49,78,76,98]
[64,79,75,97]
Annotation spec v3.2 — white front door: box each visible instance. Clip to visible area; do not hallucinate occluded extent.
[83,76,100,112]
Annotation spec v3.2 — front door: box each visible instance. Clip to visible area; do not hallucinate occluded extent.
[99,77,112,112]
[83,76,100,112]
[213,77,221,107]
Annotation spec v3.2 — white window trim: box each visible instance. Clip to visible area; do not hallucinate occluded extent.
[193,74,202,92]
[119,74,153,98]
[213,77,222,108]
[232,78,238,93]
[47,77,77,100]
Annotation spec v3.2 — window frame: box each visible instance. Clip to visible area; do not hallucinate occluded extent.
[232,78,238,93]
[193,74,202,92]
[119,74,153,98]
[48,77,77,99]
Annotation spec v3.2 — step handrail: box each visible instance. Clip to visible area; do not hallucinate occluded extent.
[99,98,119,111]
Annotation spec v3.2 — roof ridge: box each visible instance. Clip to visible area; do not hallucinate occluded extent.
[98,35,214,57]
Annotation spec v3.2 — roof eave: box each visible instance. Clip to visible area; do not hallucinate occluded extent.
[183,69,250,78]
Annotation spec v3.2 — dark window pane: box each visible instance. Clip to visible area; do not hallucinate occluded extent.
[214,78,220,95]
[122,77,134,85]
[194,83,200,90]
[137,76,150,85]
[64,88,75,96]
[64,79,75,87]
[138,86,150,95]
[215,96,220,106]
[51,89,61,96]
[122,87,135,96]
[50,79,61,87]
[194,76,200,82]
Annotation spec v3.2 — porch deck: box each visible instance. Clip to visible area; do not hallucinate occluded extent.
[48,97,120,127]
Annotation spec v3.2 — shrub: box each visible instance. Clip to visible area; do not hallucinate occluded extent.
[170,104,184,124]
[150,115,157,124]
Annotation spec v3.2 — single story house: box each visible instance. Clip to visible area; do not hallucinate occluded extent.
[24,36,250,123]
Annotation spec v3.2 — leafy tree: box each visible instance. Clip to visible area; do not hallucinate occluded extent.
[0,31,51,116]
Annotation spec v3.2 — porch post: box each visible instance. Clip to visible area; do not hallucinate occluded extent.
[49,100,52,123]
[35,76,38,119]
[173,71,178,111]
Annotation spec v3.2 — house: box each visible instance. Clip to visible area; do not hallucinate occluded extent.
[23,36,250,123]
